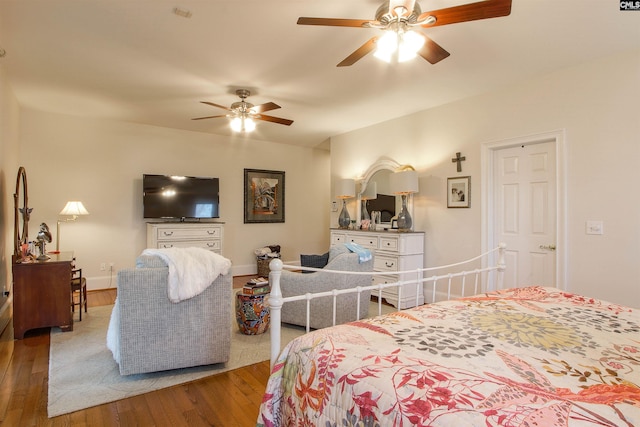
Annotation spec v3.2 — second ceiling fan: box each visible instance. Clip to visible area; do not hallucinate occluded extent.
[297,0,512,67]
[192,89,293,133]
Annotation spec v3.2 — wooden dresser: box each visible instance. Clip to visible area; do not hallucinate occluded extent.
[330,229,425,309]
[146,222,224,254]
[12,252,74,339]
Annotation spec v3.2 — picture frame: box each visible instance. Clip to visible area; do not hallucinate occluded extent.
[447,176,470,208]
[244,169,285,223]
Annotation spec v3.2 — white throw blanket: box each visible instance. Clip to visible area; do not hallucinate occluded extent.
[142,247,232,303]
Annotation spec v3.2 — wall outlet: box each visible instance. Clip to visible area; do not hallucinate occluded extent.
[100,262,106,271]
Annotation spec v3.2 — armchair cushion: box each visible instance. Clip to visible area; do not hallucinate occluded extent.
[300,252,329,273]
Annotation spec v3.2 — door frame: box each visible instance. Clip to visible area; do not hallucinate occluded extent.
[481,129,568,291]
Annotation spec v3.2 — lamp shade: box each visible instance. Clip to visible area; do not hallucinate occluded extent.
[336,179,356,199]
[361,181,377,200]
[389,170,419,194]
[59,201,89,216]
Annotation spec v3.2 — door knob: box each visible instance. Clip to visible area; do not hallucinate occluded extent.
[539,244,556,251]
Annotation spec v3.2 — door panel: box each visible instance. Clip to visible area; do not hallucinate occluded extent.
[495,142,556,288]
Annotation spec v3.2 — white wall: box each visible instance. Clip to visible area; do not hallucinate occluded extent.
[17,110,331,290]
[330,49,640,308]
[0,63,21,332]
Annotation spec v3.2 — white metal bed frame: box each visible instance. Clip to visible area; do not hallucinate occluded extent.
[268,243,506,367]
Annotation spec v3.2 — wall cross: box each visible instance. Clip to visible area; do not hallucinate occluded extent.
[451,152,466,172]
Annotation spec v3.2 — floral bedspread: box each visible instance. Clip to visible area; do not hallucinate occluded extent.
[257,286,640,427]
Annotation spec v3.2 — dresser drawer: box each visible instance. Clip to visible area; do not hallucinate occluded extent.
[155,226,220,241]
[379,236,399,252]
[157,239,221,252]
[372,274,400,286]
[374,254,399,272]
[331,233,347,245]
[346,235,379,249]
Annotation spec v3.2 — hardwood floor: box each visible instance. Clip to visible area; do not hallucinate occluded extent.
[0,276,271,426]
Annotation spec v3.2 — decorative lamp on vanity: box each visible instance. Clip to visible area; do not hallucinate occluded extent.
[56,201,89,252]
[390,168,419,232]
[336,179,355,229]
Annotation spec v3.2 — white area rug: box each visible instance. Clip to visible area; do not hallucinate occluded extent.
[48,299,394,417]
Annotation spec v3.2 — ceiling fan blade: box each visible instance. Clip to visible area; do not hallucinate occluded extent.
[256,114,294,126]
[419,0,512,27]
[337,37,378,67]
[250,102,281,114]
[297,17,372,28]
[200,101,231,111]
[417,33,450,64]
[191,114,227,121]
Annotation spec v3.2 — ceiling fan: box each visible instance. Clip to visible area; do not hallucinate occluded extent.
[297,0,512,66]
[192,89,293,132]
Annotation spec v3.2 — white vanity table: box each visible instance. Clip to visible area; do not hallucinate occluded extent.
[330,229,425,309]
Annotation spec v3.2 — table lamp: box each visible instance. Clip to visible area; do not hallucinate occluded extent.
[56,201,89,252]
[336,179,355,229]
[390,169,419,232]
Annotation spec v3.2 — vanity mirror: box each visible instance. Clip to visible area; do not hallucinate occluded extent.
[357,158,416,231]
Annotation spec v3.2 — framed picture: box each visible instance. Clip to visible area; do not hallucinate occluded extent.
[447,176,470,208]
[244,169,285,223]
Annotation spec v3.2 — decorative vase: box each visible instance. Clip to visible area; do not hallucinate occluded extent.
[338,199,350,229]
[397,194,412,232]
[361,199,370,221]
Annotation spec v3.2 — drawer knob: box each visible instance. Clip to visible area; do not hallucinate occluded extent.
[207,230,215,235]
[385,261,395,268]
[163,231,174,236]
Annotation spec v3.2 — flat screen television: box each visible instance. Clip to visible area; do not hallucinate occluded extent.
[143,174,220,219]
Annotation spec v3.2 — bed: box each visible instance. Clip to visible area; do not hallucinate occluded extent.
[258,247,640,427]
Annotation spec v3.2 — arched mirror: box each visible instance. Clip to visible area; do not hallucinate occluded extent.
[14,166,31,258]
[357,158,414,230]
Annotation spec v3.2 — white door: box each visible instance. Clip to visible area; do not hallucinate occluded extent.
[494,141,557,288]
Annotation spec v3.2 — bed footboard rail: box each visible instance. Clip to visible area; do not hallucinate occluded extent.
[269,243,506,368]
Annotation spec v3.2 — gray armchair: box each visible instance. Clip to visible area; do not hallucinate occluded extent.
[107,254,232,375]
[280,245,374,329]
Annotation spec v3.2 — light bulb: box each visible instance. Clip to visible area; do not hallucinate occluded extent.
[244,117,256,132]
[397,31,424,62]
[230,117,242,132]
[374,30,399,63]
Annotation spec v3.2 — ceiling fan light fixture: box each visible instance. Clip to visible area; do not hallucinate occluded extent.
[374,29,424,63]
[230,115,256,133]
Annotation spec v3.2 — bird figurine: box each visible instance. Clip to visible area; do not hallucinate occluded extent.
[36,222,52,260]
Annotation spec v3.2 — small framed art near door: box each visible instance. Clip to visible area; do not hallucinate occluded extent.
[244,169,285,223]
[447,176,470,208]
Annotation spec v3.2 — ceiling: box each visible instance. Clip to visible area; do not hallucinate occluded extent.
[0,1,638,149]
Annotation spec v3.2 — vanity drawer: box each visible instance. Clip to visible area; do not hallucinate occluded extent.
[379,236,399,252]
[374,254,399,272]
[347,235,379,249]
[331,233,347,245]
[156,226,220,241]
